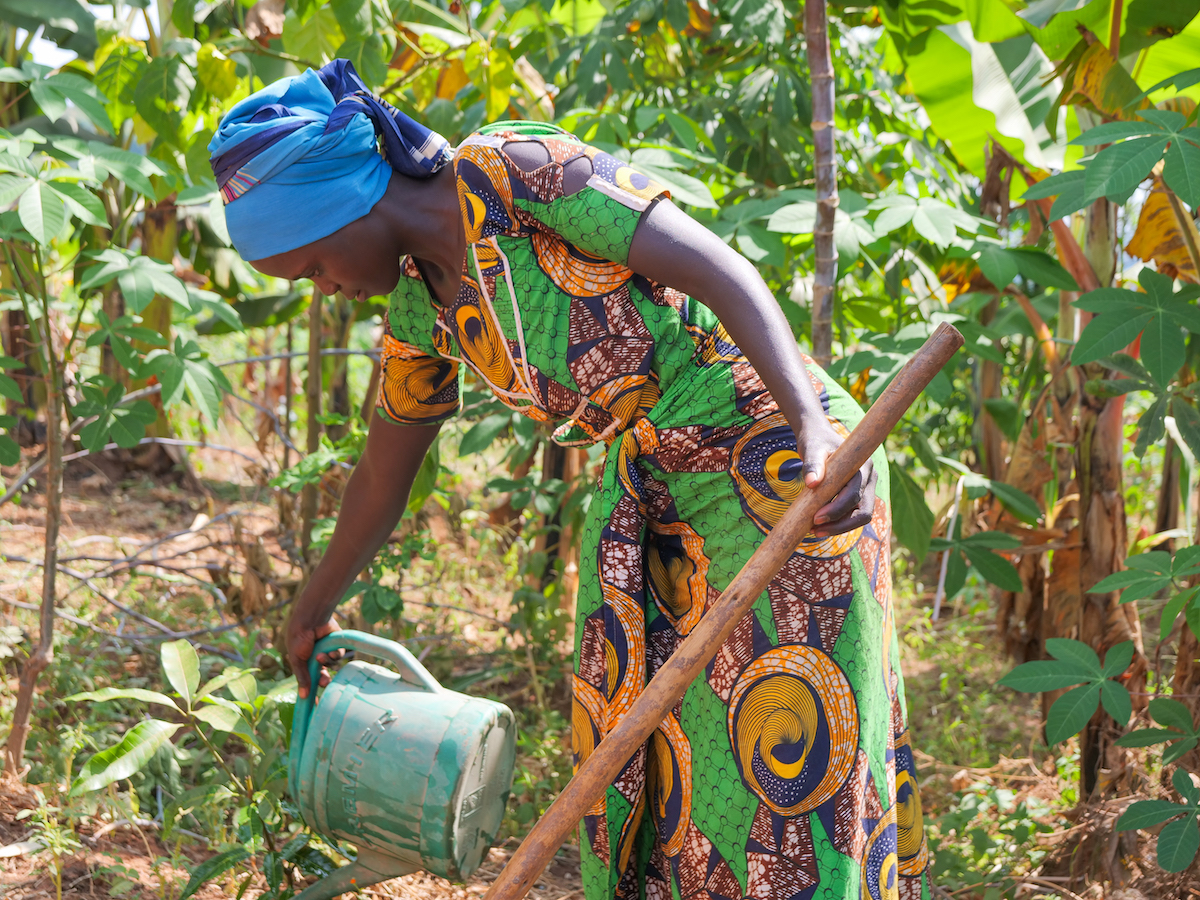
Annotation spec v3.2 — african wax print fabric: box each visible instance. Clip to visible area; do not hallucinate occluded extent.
[378,129,930,900]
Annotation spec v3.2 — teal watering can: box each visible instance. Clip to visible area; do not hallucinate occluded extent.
[288,630,517,899]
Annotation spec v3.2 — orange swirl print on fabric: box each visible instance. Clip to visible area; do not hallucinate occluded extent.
[573,676,609,818]
[727,645,859,817]
[589,372,660,433]
[456,142,515,242]
[599,581,646,727]
[532,229,633,298]
[731,413,863,555]
[377,333,459,424]
[862,806,900,900]
[646,520,710,637]
[894,731,929,877]
[649,715,692,857]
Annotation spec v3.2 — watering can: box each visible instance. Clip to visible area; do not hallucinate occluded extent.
[288,630,518,900]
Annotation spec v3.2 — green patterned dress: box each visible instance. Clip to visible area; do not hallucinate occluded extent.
[376,125,929,900]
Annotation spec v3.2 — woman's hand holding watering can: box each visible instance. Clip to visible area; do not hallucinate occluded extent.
[287,613,342,699]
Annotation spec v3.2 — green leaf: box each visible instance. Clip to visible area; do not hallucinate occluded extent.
[1046,637,1102,674]
[1100,678,1132,726]
[0,173,30,207]
[133,56,195,146]
[161,639,200,706]
[1126,550,1174,574]
[1046,683,1102,744]
[30,72,114,135]
[1091,569,1158,591]
[1172,398,1200,464]
[636,162,717,209]
[47,182,107,228]
[1157,815,1200,873]
[888,462,933,563]
[1102,640,1135,678]
[227,671,257,703]
[1161,587,1200,642]
[1116,799,1189,830]
[459,413,509,456]
[179,848,251,900]
[407,436,440,514]
[1022,169,1084,201]
[870,195,917,234]
[1134,392,1170,460]
[70,719,181,794]
[1150,697,1196,733]
[961,544,1024,592]
[197,666,259,700]
[1084,136,1169,204]
[18,181,65,245]
[337,34,388,87]
[1114,727,1177,747]
[282,6,344,64]
[95,45,147,107]
[1009,248,1079,290]
[332,0,373,39]
[1165,737,1200,765]
[1174,767,1200,806]
[999,660,1094,693]
[974,242,1018,289]
[1073,312,1154,365]
[65,687,178,710]
[988,481,1041,524]
[0,434,17,466]
[1072,121,1157,145]
[1163,131,1200,206]
[0,372,22,403]
[192,704,243,732]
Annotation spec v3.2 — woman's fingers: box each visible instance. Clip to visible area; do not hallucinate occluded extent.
[814,470,862,525]
[813,464,878,536]
[800,441,830,488]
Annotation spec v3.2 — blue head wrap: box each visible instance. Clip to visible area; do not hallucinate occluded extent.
[208,59,451,261]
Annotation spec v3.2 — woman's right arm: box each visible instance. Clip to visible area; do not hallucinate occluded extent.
[286,415,441,696]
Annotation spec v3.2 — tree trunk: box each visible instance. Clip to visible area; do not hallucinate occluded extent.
[805,0,837,369]
[138,199,177,427]
[4,298,62,774]
[325,293,356,442]
[300,289,324,559]
[1154,437,1180,543]
[978,296,1005,481]
[1042,198,1146,798]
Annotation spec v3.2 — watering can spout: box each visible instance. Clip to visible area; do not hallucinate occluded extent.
[292,848,417,900]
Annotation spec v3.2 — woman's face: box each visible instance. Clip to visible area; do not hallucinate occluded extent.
[249,206,402,301]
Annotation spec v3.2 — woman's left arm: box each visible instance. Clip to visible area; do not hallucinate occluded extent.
[627,197,877,537]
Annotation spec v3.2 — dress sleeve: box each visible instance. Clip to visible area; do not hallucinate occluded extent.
[507,139,670,265]
[376,266,461,426]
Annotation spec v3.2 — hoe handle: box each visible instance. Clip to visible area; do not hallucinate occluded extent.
[484,322,964,900]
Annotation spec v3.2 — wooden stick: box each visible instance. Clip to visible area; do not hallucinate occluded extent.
[484,322,965,900]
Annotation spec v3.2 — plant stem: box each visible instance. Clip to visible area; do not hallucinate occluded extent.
[5,245,63,774]
[805,0,838,369]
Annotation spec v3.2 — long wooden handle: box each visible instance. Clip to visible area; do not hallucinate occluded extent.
[485,322,964,900]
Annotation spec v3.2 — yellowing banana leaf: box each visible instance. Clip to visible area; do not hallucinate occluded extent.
[1125,175,1200,283]
[1055,40,1149,120]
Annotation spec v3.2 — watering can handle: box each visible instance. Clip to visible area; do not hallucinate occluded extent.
[288,630,442,800]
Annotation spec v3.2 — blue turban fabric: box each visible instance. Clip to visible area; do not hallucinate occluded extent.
[209,59,451,261]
